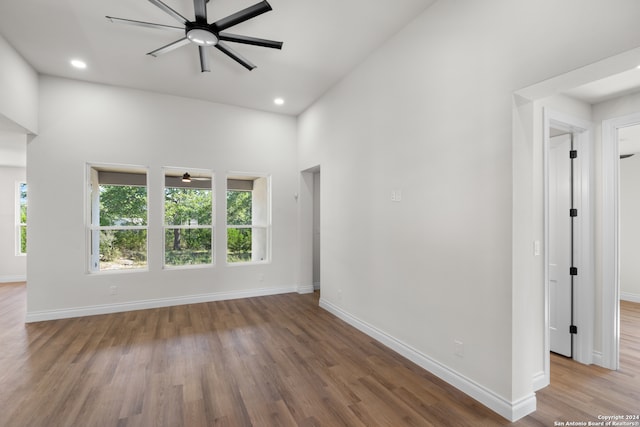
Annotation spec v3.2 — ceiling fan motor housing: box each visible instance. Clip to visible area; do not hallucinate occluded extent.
[186,22,218,46]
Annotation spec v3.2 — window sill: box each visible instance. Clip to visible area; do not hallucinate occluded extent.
[163,263,215,271]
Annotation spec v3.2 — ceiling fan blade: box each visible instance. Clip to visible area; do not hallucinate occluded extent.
[147,0,188,24]
[215,41,256,71]
[105,16,184,32]
[147,37,190,57]
[199,46,210,72]
[218,33,282,49]
[193,0,207,22]
[212,1,272,32]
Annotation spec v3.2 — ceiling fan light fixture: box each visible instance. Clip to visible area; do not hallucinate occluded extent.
[182,172,192,182]
[187,28,218,46]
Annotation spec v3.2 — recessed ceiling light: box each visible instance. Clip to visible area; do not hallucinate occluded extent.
[274,97,285,106]
[70,59,87,69]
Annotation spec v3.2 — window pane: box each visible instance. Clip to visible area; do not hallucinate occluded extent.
[165,228,212,266]
[18,182,27,254]
[226,190,252,226]
[165,187,212,226]
[19,183,27,224]
[99,229,147,271]
[99,185,147,226]
[20,225,27,254]
[227,228,252,263]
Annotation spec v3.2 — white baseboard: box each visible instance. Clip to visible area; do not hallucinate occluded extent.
[592,350,604,367]
[319,298,536,422]
[532,370,548,391]
[313,282,320,290]
[621,292,640,303]
[0,275,26,283]
[297,284,314,294]
[26,285,297,323]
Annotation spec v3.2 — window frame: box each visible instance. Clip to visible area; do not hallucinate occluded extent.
[162,167,215,269]
[86,163,149,274]
[16,181,27,256]
[225,173,271,265]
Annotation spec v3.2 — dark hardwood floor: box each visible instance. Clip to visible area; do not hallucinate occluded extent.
[0,282,638,426]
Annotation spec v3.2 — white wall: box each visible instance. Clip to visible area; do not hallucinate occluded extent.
[620,153,640,301]
[0,132,27,168]
[27,76,298,319]
[0,34,38,134]
[0,166,27,282]
[299,0,640,421]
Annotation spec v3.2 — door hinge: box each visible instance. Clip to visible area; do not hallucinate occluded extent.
[570,150,578,159]
[570,267,578,276]
[570,325,578,334]
[570,208,578,217]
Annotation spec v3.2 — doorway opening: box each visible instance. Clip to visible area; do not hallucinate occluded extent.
[544,110,594,370]
[299,165,321,295]
[602,113,640,369]
[0,116,29,284]
[514,46,640,392]
[312,169,321,291]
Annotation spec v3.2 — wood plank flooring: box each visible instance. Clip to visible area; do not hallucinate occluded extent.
[0,282,638,426]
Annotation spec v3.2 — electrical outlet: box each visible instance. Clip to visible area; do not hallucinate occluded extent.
[109,285,117,296]
[454,339,464,357]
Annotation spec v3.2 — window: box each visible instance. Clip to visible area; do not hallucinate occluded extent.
[226,175,270,263]
[88,166,148,272]
[164,169,213,267]
[17,182,27,255]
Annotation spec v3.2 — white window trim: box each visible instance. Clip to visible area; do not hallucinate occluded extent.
[225,172,272,266]
[86,163,150,274]
[162,167,215,269]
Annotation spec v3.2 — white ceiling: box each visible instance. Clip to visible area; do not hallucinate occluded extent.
[559,67,640,156]
[563,66,640,105]
[0,0,436,116]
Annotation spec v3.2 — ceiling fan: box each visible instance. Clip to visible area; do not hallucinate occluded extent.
[181,172,211,182]
[106,0,283,72]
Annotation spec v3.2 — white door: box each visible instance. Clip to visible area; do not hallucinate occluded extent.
[549,134,573,357]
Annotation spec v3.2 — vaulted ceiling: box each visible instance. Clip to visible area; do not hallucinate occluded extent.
[0,0,436,115]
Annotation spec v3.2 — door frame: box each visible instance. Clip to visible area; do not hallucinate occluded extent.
[543,109,595,380]
[601,112,640,370]
[513,45,640,397]
[298,165,321,294]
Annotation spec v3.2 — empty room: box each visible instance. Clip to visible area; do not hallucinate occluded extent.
[1,0,640,425]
